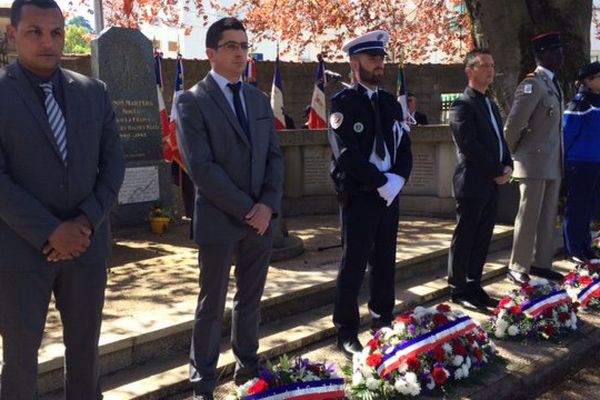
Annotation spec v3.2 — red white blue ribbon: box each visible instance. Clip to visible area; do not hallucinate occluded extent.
[578,279,600,307]
[520,289,571,317]
[376,316,478,378]
[242,379,345,400]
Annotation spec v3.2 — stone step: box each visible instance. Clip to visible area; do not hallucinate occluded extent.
[35,229,512,396]
[91,248,513,400]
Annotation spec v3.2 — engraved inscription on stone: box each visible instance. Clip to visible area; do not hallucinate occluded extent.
[303,146,333,195]
[92,27,163,162]
[118,166,160,205]
[404,145,436,195]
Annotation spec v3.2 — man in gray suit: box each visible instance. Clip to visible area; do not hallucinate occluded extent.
[0,0,125,398]
[176,17,284,400]
[504,32,565,284]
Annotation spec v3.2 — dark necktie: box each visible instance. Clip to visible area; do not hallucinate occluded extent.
[40,82,68,165]
[227,82,250,139]
[370,92,386,160]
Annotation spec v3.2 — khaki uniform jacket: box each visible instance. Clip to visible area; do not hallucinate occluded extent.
[504,68,564,179]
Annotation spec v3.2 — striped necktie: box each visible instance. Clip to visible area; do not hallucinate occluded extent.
[39,82,67,165]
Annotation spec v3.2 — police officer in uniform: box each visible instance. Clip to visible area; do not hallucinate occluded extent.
[328,30,412,358]
[504,32,565,284]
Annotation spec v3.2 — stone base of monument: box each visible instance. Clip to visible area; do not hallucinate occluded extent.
[271,235,304,262]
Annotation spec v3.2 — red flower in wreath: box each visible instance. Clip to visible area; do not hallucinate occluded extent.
[522,284,535,295]
[498,297,512,308]
[248,379,269,395]
[543,325,555,337]
[558,312,571,322]
[436,304,451,313]
[580,276,593,286]
[508,305,522,315]
[366,353,383,368]
[474,348,483,361]
[543,308,555,319]
[405,355,420,371]
[432,367,448,384]
[432,346,446,362]
[367,338,380,350]
[433,313,449,327]
[452,343,468,356]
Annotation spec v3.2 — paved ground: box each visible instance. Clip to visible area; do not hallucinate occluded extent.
[538,356,600,399]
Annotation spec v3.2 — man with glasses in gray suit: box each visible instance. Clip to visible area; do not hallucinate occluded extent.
[176,17,284,400]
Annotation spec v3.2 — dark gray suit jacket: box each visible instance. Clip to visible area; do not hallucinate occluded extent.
[0,62,125,271]
[450,86,513,199]
[176,74,284,245]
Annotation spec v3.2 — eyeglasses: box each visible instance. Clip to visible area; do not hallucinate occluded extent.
[217,41,251,52]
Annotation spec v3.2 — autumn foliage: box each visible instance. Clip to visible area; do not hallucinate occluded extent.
[212,0,473,62]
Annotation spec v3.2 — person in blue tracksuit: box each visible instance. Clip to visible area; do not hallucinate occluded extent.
[563,61,600,262]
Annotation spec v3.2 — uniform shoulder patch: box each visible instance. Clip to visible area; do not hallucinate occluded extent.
[523,83,533,94]
[329,112,344,129]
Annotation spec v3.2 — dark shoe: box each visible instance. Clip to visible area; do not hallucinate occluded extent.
[193,393,214,400]
[233,366,259,386]
[337,336,363,360]
[530,266,564,281]
[473,287,499,308]
[507,270,530,285]
[370,317,392,333]
[451,292,488,312]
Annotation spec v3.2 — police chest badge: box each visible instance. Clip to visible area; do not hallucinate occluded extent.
[353,122,364,133]
[330,112,344,129]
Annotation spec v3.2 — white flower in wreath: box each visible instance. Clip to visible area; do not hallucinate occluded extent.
[495,326,506,338]
[394,322,407,333]
[352,372,365,385]
[225,395,237,400]
[381,327,394,341]
[366,377,380,391]
[462,363,470,378]
[442,343,453,353]
[508,325,520,336]
[452,355,464,366]
[454,367,464,380]
[571,312,578,330]
[529,277,549,287]
[465,355,472,368]
[426,376,436,390]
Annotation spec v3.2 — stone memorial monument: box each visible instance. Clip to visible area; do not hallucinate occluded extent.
[92,27,172,226]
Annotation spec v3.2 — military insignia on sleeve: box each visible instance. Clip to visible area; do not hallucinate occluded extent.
[330,112,344,129]
[523,84,533,94]
[353,122,364,133]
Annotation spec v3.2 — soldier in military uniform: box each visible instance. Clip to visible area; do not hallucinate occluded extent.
[504,32,565,284]
[328,30,412,358]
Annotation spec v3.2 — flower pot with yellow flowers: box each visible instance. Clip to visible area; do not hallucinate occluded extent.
[148,202,172,234]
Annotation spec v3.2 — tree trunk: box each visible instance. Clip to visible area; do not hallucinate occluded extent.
[465,0,592,113]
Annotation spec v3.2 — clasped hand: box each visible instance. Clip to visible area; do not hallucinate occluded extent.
[245,203,272,236]
[43,215,92,262]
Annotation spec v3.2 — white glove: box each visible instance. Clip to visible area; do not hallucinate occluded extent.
[377,173,405,206]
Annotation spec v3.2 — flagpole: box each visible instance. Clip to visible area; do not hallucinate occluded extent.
[93,0,104,33]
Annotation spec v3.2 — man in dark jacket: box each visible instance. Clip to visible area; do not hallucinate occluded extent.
[328,30,412,358]
[448,49,513,311]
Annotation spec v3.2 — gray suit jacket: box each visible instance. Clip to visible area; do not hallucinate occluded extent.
[504,69,564,179]
[0,62,125,271]
[176,74,284,245]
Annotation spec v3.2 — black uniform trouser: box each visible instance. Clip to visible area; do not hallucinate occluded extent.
[448,188,498,294]
[333,191,399,338]
[0,262,106,400]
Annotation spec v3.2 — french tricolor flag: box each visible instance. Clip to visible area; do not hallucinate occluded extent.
[308,56,327,129]
[154,51,172,161]
[270,55,286,130]
[245,56,257,86]
[168,54,186,171]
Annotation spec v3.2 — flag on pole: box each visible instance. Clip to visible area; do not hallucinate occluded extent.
[154,51,172,161]
[270,54,286,130]
[168,53,186,170]
[244,56,257,86]
[396,59,413,131]
[308,55,327,129]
